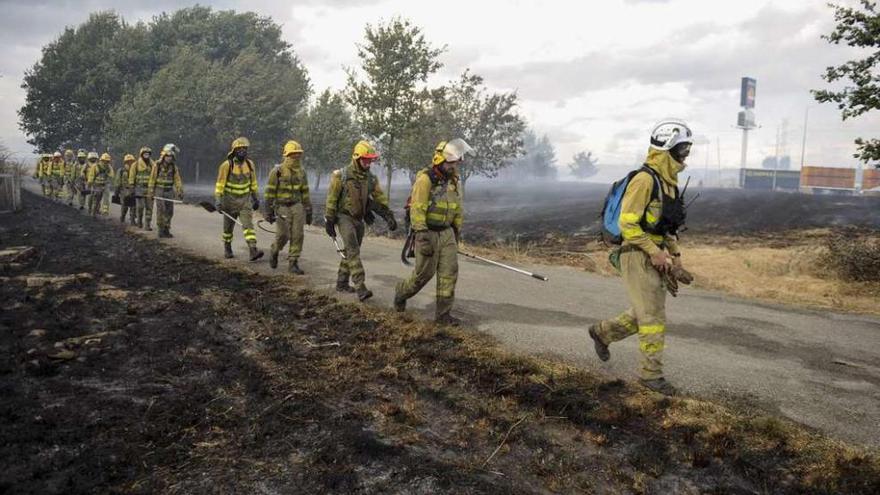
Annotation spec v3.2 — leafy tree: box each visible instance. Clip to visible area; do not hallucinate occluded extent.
[18,12,145,151]
[105,48,216,169]
[208,47,310,165]
[295,89,359,191]
[813,1,880,161]
[446,71,525,194]
[569,151,599,178]
[345,17,445,196]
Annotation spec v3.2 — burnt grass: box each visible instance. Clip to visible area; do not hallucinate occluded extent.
[1,191,879,494]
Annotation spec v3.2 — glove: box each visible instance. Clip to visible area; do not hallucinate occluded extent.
[266,212,276,224]
[453,227,461,245]
[214,200,223,212]
[672,266,694,285]
[252,198,260,211]
[324,217,336,238]
[386,215,397,232]
[364,210,375,225]
[305,209,313,226]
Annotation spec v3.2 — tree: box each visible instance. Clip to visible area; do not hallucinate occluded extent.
[295,89,359,191]
[569,151,599,178]
[813,1,880,162]
[18,12,143,151]
[345,17,445,196]
[445,71,525,195]
[506,130,558,180]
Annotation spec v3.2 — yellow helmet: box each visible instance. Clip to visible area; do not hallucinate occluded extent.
[123,154,136,163]
[64,149,74,158]
[231,137,250,150]
[40,153,50,159]
[100,152,112,162]
[77,150,87,159]
[283,140,304,156]
[352,140,378,161]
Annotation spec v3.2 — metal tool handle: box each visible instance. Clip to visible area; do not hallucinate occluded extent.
[459,251,548,281]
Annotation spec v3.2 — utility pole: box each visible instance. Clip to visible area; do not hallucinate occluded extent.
[717,138,722,187]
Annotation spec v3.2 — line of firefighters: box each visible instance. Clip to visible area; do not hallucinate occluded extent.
[32,120,694,395]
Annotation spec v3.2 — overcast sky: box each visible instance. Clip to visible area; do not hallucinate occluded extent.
[1,0,877,177]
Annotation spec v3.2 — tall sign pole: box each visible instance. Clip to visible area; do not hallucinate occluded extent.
[736,77,757,186]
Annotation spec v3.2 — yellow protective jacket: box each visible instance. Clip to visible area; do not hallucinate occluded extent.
[148,160,183,198]
[619,148,682,256]
[50,159,66,178]
[115,164,132,190]
[86,161,114,187]
[33,158,49,179]
[128,148,156,192]
[214,157,258,201]
[324,161,389,221]
[409,166,463,232]
[265,156,311,211]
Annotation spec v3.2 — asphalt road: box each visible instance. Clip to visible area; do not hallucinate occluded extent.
[37,186,880,448]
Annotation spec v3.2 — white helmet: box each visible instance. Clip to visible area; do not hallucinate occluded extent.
[440,138,474,162]
[162,143,179,157]
[649,119,693,151]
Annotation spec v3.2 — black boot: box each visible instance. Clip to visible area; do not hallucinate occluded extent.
[289,260,304,275]
[588,324,610,362]
[224,242,234,259]
[269,250,278,269]
[336,275,355,293]
[435,314,462,327]
[639,378,677,396]
[356,286,373,302]
[249,245,264,262]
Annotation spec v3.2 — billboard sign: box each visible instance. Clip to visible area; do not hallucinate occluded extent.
[741,77,756,108]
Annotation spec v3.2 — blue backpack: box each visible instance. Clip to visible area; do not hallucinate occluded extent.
[600,165,662,245]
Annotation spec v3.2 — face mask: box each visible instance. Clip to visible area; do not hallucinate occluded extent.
[670,143,691,164]
[142,153,151,161]
[235,149,248,160]
[78,158,86,164]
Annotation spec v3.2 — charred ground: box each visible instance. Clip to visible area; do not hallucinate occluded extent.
[1,192,879,494]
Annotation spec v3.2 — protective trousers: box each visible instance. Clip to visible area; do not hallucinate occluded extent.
[594,249,667,380]
[67,181,77,205]
[119,193,135,224]
[272,203,305,263]
[336,214,366,289]
[135,196,153,227]
[88,186,106,216]
[221,196,256,246]
[396,228,459,319]
[101,188,110,215]
[155,193,175,232]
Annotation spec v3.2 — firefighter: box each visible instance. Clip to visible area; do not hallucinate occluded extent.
[214,137,264,261]
[48,151,66,201]
[265,140,312,274]
[394,139,472,325]
[148,144,184,238]
[68,150,88,210]
[33,154,50,196]
[128,147,155,230]
[116,154,137,224]
[588,119,693,396]
[86,152,114,216]
[324,140,397,301]
[63,149,75,205]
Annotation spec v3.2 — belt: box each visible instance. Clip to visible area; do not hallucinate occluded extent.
[428,225,452,232]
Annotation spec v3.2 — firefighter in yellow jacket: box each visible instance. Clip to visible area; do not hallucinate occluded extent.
[48,151,66,201]
[33,154,50,196]
[588,119,693,396]
[394,139,472,325]
[86,152,114,216]
[128,147,155,230]
[214,137,263,261]
[116,154,136,225]
[148,144,184,238]
[324,140,397,301]
[68,150,88,210]
[265,140,312,274]
[63,149,76,206]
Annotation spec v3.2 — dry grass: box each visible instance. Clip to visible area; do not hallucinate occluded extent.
[466,229,880,317]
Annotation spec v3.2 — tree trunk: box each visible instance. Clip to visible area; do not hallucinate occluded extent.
[313,172,322,192]
[460,174,468,199]
[385,136,395,197]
